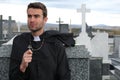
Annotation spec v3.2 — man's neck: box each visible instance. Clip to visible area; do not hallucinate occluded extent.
[32,30,44,36]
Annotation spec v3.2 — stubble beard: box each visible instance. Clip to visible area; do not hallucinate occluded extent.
[30,27,42,33]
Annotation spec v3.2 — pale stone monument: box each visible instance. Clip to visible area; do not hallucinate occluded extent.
[75,4,92,53]
[91,31,110,80]
[91,30,109,62]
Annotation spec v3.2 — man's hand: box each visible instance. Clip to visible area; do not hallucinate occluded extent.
[20,49,33,72]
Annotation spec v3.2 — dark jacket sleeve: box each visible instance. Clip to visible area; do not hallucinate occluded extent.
[9,36,26,80]
[56,45,71,80]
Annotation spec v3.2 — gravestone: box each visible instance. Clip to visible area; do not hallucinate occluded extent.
[59,24,69,33]
[110,35,120,80]
[91,31,109,61]
[56,18,69,33]
[0,15,15,39]
[113,35,120,58]
[0,45,12,80]
[90,57,102,80]
[56,17,64,31]
[66,45,90,80]
[91,31,110,79]
[75,4,92,53]
[0,15,15,46]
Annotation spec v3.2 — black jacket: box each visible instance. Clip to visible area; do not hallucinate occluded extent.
[9,30,75,80]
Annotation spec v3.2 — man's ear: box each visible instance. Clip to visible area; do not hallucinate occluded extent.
[44,17,48,23]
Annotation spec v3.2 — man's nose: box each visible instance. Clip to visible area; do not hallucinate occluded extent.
[30,16,35,21]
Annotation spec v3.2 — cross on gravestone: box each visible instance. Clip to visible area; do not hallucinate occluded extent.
[77,4,90,33]
[56,17,64,31]
[75,4,92,53]
[56,17,64,25]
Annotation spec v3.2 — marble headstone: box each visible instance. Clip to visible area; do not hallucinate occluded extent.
[91,31,109,63]
[91,31,110,79]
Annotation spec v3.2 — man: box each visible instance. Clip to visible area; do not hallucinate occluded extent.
[9,2,74,80]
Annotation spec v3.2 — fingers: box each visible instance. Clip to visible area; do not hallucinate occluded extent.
[24,57,32,62]
[27,49,33,54]
[20,50,33,72]
[24,49,33,57]
[23,50,33,62]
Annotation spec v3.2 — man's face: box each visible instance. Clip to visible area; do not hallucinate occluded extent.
[27,8,47,32]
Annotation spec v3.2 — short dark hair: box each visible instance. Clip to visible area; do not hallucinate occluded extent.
[27,2,47,18]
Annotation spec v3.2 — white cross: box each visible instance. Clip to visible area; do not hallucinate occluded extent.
[77,4,90,33]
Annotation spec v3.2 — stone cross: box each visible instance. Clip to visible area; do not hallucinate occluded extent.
[56,17,64,30]
[77,4,90,33]
[75,4,92,53]
[56,17,64,25]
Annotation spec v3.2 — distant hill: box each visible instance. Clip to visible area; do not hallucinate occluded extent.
[45,23,81,28]
[94,24,108,27]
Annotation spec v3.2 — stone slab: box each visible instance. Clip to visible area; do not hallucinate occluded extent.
[89,57,102,80]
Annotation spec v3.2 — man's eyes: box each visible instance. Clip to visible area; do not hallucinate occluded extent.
[28,15,42,18]
[28,15,32,18]
[34,15,40,18]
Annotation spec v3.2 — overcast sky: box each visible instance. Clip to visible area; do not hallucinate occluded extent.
[0,0,120,26]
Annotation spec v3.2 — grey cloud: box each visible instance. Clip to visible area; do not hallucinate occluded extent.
[1,0,120,14]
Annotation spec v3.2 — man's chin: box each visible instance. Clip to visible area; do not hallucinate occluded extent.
[31,29,38,33]
[30,28,41,33]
